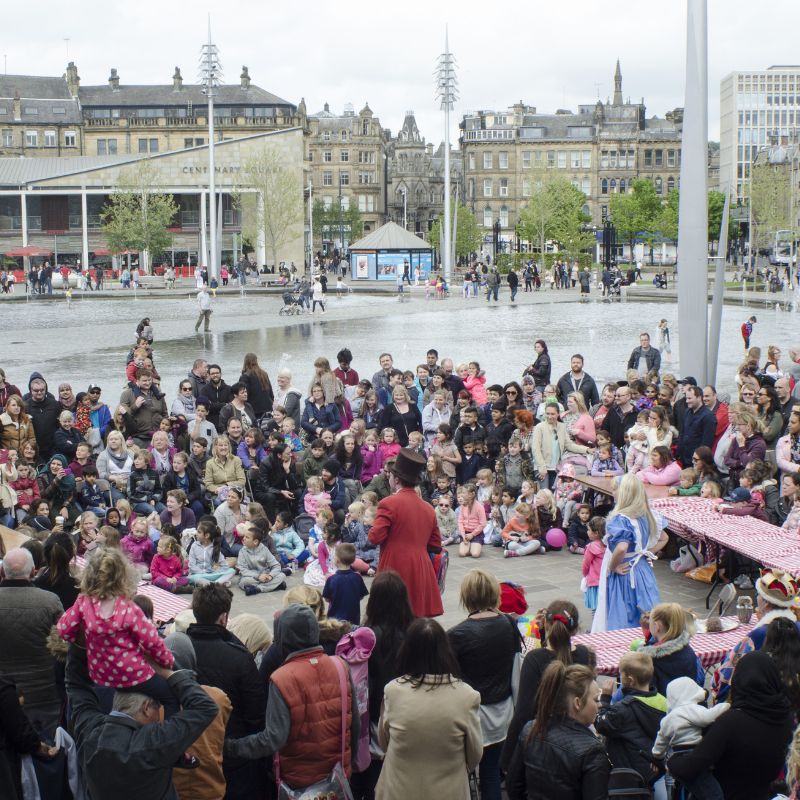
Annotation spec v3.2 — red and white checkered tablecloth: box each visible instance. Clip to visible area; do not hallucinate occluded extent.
[542,618,755,676]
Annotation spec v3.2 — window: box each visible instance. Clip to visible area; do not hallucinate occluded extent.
[499,178,508,197]
[610,179,617,193]
[619,179,626,193]
[323,151,332,162]
[522,177,531,197]
[667,176,675,192]
[44,130,56,147]
[499,151,508,169]
[558,151,567,168]
[340,195,350,210]
[323,130,330,141]
[194,137,204,146]
[341,130,347,141]
[23,106,38,115]
[654,150,663,167]
[570,151,581,169]
[358,150,375,164]
[601,150,609,169]
[582,150,591,168]
[644,149,653,167]
[339,171,350,186]
[667,149,676,167]
[534,151,543,165]
[500,207,508,227]
[483,152,492,169]
[468,153,475,170]
[601,178,608,194]
[340,150,349,162]
[547,151,555,167]
[138,138,149,153]
[358,172,374,184]
[484,207,492,227]
[522,151,531,168]
[581,177,591,195]
[655,177,663,194]
[483,178,492,197]
[2,130,12,147]
[323,171,333,186]
[25,130,38,147]
[52,106,66,115]
[184,137,194,148]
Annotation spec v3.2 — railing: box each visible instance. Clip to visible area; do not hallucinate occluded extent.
[68,214,103,230]
[165,117,197,125]
[180,210,199,228]
[86,118,119,127]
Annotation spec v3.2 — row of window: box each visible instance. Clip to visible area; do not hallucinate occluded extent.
[738,110,800,127]
[88,106,281,120]
[319,194,377,213]
[395,188,443,205]
[320,171,376,186]
[471,176,593,199]
[466,148,678,171]
[1,129,78,148]
[315,150,377,164]
[319,121,373,142]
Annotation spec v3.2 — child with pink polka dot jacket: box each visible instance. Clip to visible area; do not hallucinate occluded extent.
[57,547,175,699]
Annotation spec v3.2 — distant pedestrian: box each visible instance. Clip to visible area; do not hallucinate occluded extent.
[507,268,519,301]
[578,267,591,301]
[195,287,212,332]
[741,315,757,350]
[312,277,325,313]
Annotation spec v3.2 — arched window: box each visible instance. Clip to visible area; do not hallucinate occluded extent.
[610,179,617,193]
[582,204,590,217]
[619,179,626,193]
[655,177,663,195]
[667,176,675,192]
[601,178,609,194]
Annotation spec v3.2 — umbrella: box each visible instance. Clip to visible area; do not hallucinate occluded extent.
[92,248,112,256]
[2,246,53,257]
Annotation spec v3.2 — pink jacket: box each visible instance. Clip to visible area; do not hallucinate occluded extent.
[637,461,682,486]
[582,540,605,587]
[565,413,596,446]
[150,552,185,581]
[378,441,401,461]
[360,445,384,483]
[458,501,487,536]
[58,595,174,687]
[120,533,154,566]
[463,374,488,405]
[304,490,331,516]
[776,434,800,475]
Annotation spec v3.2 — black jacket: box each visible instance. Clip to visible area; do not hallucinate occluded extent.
[556,371,599,408]
[23,372,61,460]
[506,718,611,800]
[162,468,205,506]
[595,689,666,783]
[627,346,661,374]
[601,404,638,449]
[676,405,717,467]
[0,676,40,800]
[485,417,515,460]
[64,644,217,800]
[200,380,233,431]
[128,467,163,505]
[638,631,701,695]
[238,372,273,417]
[525,353,551,387]
[53,426,85,461]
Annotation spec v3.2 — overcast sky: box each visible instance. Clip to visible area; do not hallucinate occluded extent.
[4,0,798,145]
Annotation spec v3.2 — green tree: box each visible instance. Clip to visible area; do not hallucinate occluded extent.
[609,178,662,258]
[237,148,304,268]
[748,161,792,254]
[311,199,364,250]
[658,188,680,242]
[429,203,483,262]
[101,161,177,272]
[707,190,726,253]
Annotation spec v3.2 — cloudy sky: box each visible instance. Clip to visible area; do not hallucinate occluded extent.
[4,0,798,144]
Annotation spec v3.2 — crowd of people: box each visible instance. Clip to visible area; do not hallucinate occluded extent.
[2,316,800,799]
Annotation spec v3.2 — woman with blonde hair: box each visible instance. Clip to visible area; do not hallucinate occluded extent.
[637,602,700,695]
[560,391,595,447]
[204,436,246,501]
[0,394,35,452]
[592,473,668,632]
[309,356,343,405]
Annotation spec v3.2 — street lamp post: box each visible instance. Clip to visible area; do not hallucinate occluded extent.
[199,18,222,282]
[435,30,458,282]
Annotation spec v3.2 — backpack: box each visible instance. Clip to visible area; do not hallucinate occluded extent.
[293,512,315,543]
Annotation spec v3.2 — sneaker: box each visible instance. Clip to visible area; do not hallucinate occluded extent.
[244,585,260,596]
[282,568,293,577]
[573,546,585,555]
[504,550,519,558]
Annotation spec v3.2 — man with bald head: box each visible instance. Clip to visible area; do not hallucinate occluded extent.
[0,548,64,736]
[775,377,799,432]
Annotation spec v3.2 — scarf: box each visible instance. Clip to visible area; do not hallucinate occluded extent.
[105,447,132,473]
[152,448,171,474]
[75,404,92,434]
[731,650,792,726]
[791,433,800,465]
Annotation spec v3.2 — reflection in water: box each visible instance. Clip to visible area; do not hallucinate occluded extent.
[1,293,798,403]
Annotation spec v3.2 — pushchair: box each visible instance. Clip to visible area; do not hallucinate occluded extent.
[279,290,304,315]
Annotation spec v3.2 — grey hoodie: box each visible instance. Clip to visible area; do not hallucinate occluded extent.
[652,676,729,756]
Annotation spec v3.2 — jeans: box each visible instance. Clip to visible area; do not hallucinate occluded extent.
[486,285,499,301]
[478,742,503,800]
[510,286,518,301]
[132,501,166,516]
[220,538,242,559]
[279,549,310,566]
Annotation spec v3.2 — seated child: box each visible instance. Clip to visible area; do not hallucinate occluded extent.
[495,437,534,494]
[436,495,459,546]
[406,430,426,456]
[322,543,369,625]
[596,430,624,468]
[307,508,334,558]
[783,494,800,532]
[554,463,582,527]
[150,534,190,593]
[700,481,722,500]
[582,517,606,612]
[567,503,592,554]
[271,510,310,572]
[475,468,495,512]
[304,521,340,588]
[502,503,542,557]
[302,439,328,482]
[595,652,667,786]
[79,465,108,516]
[378,427,402,462]
[482,486,506,547]
[519,479,537,506]
[343,501,377,574]
[624,410,651,474]
[120,517,154,576]
[187,517,235,585]
[360,430,384,484]
[534,489,563,543]
[668,468,701,497]
[281,418,303,453]
[430,475,456,508]
[713,487,769,522]
[10,462,40,523]
[237,523,286,595]
[304,476,331,516]
[57,547,177,712]
[591,444,625,477]
[652,677,730,799]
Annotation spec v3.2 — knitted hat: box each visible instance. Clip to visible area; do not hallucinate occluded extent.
[322,458,341,477]
[756,569,799,609]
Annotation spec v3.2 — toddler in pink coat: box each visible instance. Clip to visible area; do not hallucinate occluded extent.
[120,517,154,575]
[581,516,607,613]
[303,476,332,516]
[463,362,488,405]
[149,535,189,593]
[58,547,176,709]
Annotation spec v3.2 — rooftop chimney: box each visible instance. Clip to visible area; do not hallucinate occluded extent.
[173,67,183,92]
[240,66,251,90]
[109,68,120,91]
[65,61,80,98]
[13,91,21,121]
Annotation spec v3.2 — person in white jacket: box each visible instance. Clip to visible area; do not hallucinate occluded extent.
[652,676,729,798]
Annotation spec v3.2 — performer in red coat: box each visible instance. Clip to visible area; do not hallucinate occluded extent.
[368,448,444,617]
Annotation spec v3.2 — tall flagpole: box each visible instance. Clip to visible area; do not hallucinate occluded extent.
[200,17,222,281]
[436,29,458,281]
[707,188,730,385]
[677,0,709,381]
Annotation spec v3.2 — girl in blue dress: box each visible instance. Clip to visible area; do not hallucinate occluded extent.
[592,474,668,632]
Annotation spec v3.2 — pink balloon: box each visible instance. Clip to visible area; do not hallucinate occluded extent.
[545,528,567,549]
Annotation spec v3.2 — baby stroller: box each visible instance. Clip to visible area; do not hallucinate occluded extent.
[279,290,304,315]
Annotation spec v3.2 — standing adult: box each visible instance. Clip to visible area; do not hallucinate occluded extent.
[675,385,716,467]
[119,368,169,448]
[448,570,522,800]
[311,275,325,312]
[507,267,519,301]
[201,364,233,433]
[723,410,767,486]
[378,386,422,447]
[86,384,112,439]
[589,383,617,433]
[777,409,800,477]
[775,377,797,430]
[578,266,591,299]
[0,549,64,737]
[0,395,36,452]
[601,384,638,450]
[238,353,274,420]
[0,368,21,413]
[703,384,730,450]
[532,404,592,490]
[301,383,341,438]
[185,358,209,399]
[219,383,256,433]
[756,384,785,448]
[556,354,600,408]
[592,474,668,632]
[195,286,212,332]
[440,358,467,404]
[368,449,443,617]
[376,617,482,800]
[523,340,551,389]
[187,583,267,799]
[24,373,61,462]
[627,332,661,377]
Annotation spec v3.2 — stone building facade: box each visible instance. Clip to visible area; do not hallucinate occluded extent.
[459,63,683,251]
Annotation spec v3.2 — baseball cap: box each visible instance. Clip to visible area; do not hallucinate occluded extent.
[677,377,697,386]
[724,487,751,503]
[88,384,102,392]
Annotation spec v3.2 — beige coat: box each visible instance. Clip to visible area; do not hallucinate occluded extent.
[204,454,246,492]
[376,675,482,800]
[531,420,591,475]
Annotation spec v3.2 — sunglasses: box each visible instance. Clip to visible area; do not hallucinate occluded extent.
[506,390,518,395]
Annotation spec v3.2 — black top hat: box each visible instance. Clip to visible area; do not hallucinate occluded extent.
[389,448,426,485]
